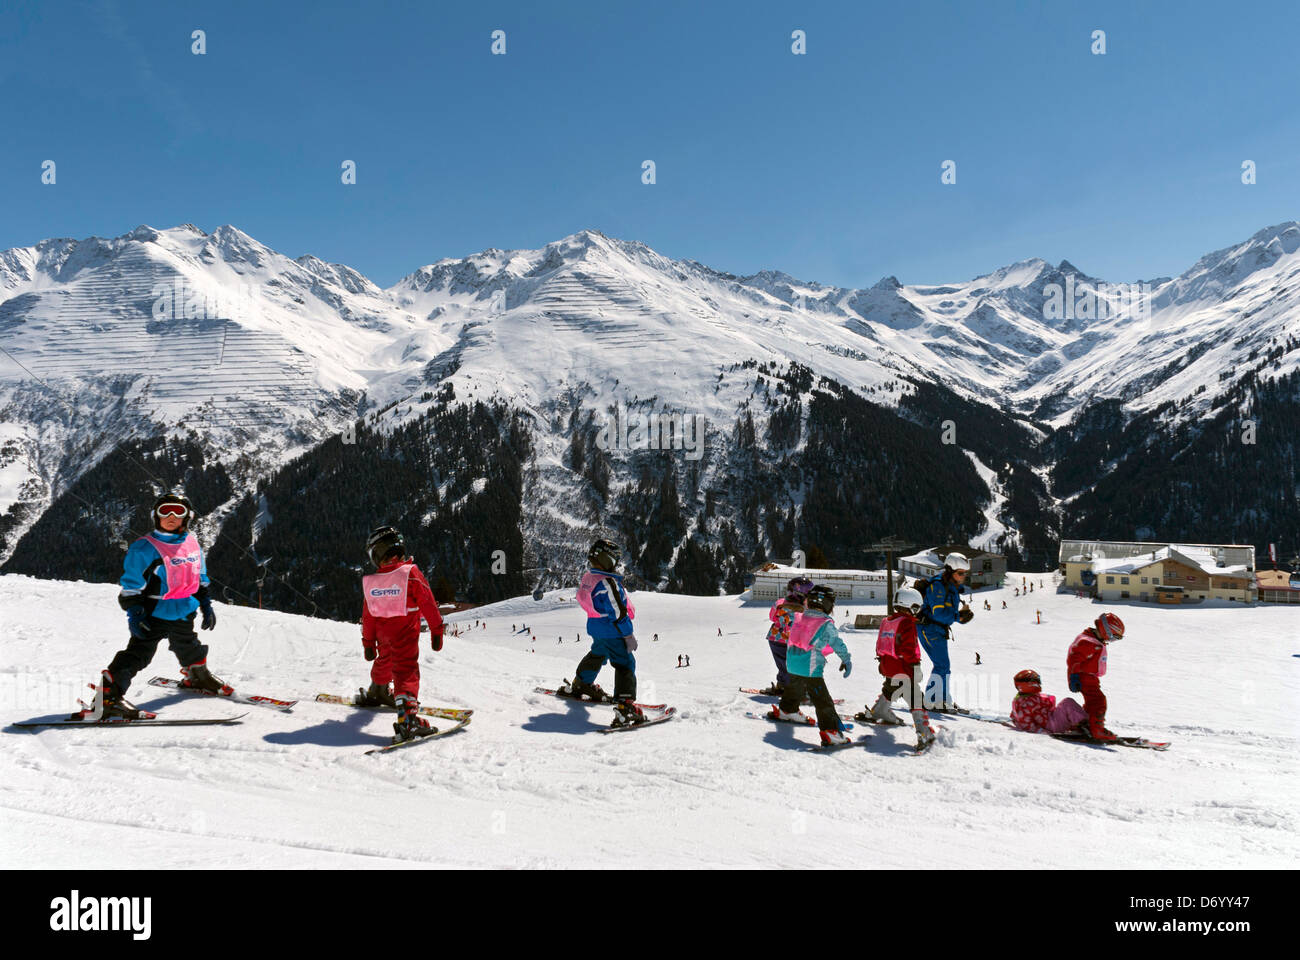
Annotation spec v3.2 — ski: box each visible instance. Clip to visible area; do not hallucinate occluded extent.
[744,711,855,730]
[314,692,474,722]
[16,713,246,728]
[150,677,297,712]
[365,718,471,755]
[739,687,844,705]
[928,707,1012,724]
[852,710,909,726]
[1051,732,1170,751]
[533,686,667,710]
[598,707,677,734]
[808,734,870,752]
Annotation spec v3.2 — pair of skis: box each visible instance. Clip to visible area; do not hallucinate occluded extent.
[532,686,677,732]
[13,677,253,728]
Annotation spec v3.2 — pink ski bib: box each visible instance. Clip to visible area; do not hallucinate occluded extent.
[876,614,907,659]
[363,564,413,618]
[787,612,833,655]
[142,533,203,599]
[576,572,635,621]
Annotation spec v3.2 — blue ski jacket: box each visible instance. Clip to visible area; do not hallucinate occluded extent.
[117,530,210,621]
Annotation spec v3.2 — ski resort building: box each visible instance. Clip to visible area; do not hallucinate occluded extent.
[749,563,890,603]
[1058,540,1257,604]
[1256,570,1300,604]
[897,545,1006,589]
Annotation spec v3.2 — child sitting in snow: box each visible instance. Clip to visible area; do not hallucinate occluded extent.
[1009,669,1088,734]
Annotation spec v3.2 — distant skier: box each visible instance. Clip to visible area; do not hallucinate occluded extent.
[717,627,722,636]
[916,552,974,711]
[771,585,853,747]
[356,526,445,742]
[1067,613,1124,741]
[653,633,659,642]
[975,652,982,665]
[677,655,683,667]
[1009,669,1088,735]
[557,539,645,727]
[761,577,812,696]
[1002,600,1008,609]
[684,654,690,667]
[93,493,227,719]
[860,587,936,751]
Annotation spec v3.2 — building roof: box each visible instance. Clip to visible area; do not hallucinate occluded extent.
[1087,545,1250,579]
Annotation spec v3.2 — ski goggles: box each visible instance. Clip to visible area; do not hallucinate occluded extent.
[156,503,189,517]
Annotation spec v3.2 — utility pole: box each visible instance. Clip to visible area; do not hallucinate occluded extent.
[865,536,917,614]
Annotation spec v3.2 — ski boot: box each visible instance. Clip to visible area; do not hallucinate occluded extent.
[768,707,811,724]
[1087,717,1117,742]
[559,677,609,702]
[912,709,937,752]
[179,660,232,695]
[759,683,785,696]
[356,682,397,708]
[611,698,647,728]
[392,696,437,743]
[73,670,142,721]
[819,728,852,747]
[857,694,902,725]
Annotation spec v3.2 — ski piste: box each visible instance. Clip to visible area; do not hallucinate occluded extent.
[365,717,471,755]
[149,677,297,712]
[314,692,474,722]
[739,687,845,705]
[16,712,247,728]
[1051,732,1171,751]
[744,711,855,730]
[598,706,677,734]
[533,686,668,710]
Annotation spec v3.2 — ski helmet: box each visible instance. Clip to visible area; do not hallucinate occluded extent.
[944,552,970,573]
[894,586,924,616]
[804,584,836,614]
[366,526,406,568]
[1014,669,1042,695]
[151,493,194,532]
[785,576,814,603]
[1094,612,1124,643]
[588,538,621,572]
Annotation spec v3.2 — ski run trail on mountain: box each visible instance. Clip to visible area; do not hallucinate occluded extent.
[1,574,1295,869]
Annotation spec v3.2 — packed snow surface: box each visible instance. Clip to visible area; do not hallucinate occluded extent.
[1,574,1295,868]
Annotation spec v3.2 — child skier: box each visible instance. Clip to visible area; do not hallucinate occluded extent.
[771,584,853,746]
[93,493,226,719]
[559,538,645,727]
[358,526,445,742]
[860,587,937,751]
[1066,613,1125,741]
[916,552,974,711]
[1009,669,1088,734]
[760,576,813,695]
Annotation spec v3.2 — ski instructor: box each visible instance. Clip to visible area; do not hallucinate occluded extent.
[917,551,974,711]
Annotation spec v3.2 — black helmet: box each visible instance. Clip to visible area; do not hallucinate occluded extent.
[366,526,406,567]
[804,584,836,614]
[588,538,621,572]
[152,493,194,532]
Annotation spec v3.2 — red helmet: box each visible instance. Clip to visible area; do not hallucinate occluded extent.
[1095,612,1125,643]
[1014,669,1042,695]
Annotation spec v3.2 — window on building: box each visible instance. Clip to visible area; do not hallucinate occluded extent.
[1153,577,1160,584]
[1106,576,1115,584]
[1121,577,1130,585]
[1120,591,1130,599]
[1140,577,1148,584]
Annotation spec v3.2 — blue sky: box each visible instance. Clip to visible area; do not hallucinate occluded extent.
[1,0,1297,287]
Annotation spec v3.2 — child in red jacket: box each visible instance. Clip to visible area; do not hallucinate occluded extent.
[359,526,445,742]
[1009,669,1089,734]
[1066,612,1124,741]
[860,587,936,752]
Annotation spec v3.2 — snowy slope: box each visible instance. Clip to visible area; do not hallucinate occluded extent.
[2,574,1294,869]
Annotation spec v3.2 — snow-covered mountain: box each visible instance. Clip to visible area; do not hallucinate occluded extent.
[2,221,1298,597]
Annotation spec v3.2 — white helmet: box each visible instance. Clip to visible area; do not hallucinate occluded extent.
[894,587,924,616]
[944,552,970,572]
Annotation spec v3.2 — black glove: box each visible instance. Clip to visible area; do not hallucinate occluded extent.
[199,598,217,631]
[364,645,377,662]
[126,605,148,639]
[958,607,974,625]
[430,632,443,652]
